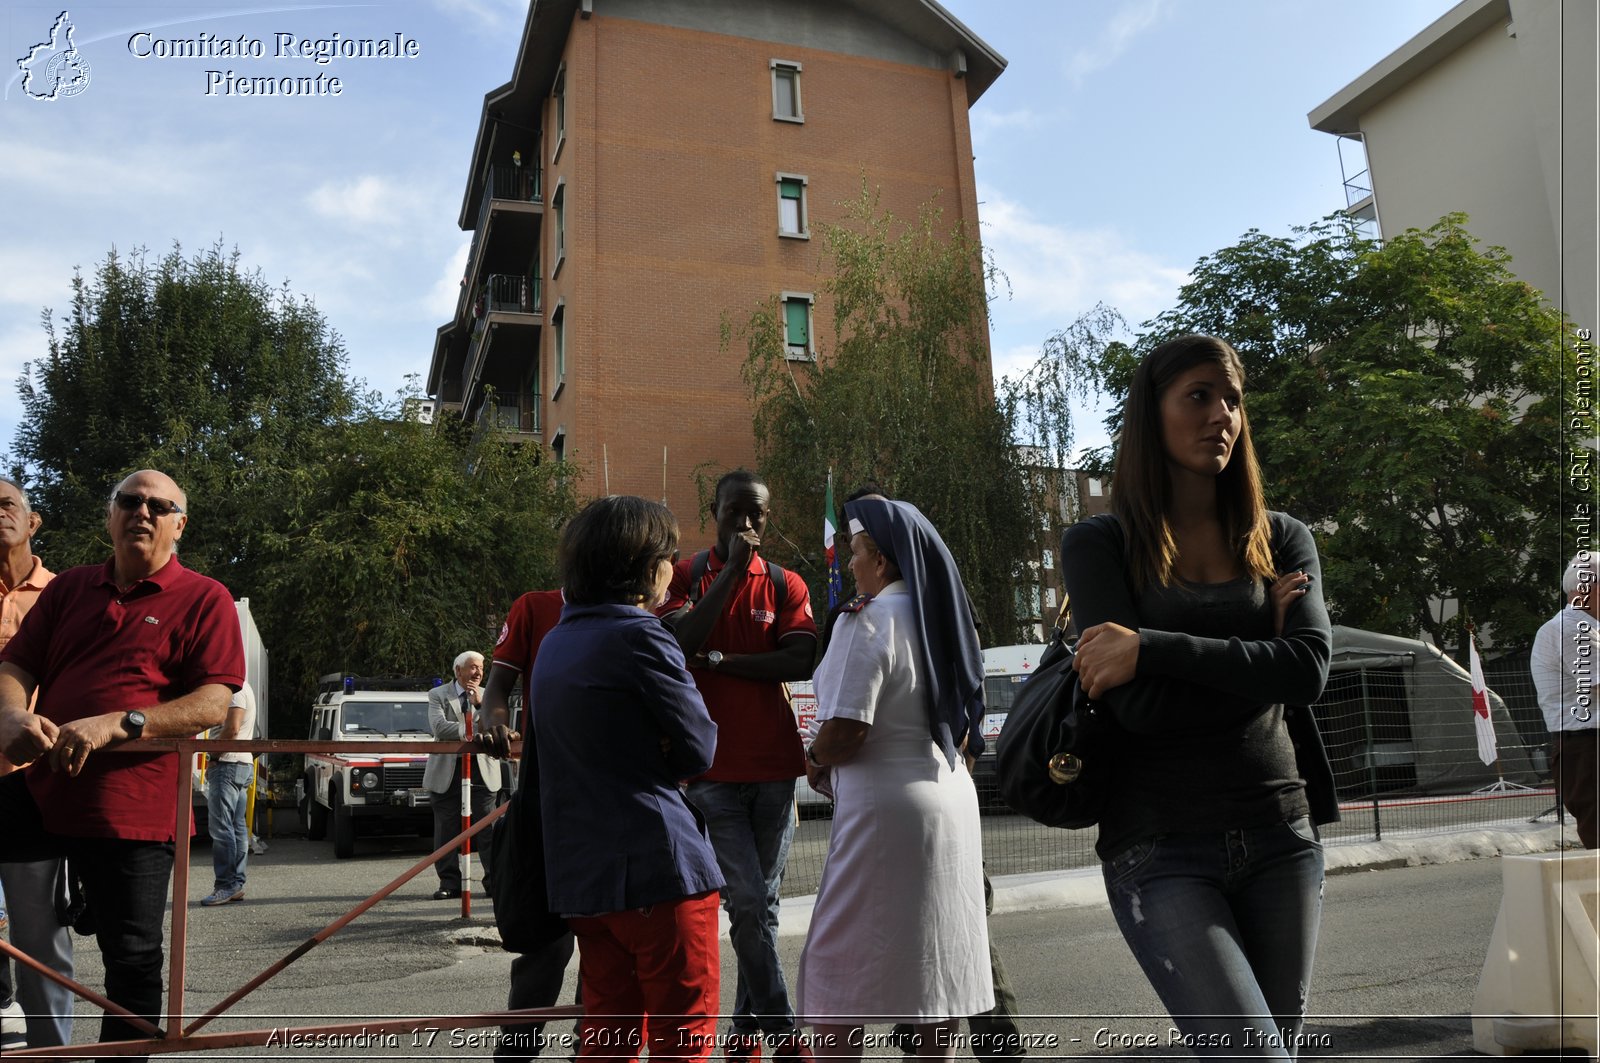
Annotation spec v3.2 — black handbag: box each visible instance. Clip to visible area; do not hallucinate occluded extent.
[489,752,570,952]
[994,596,1111,829]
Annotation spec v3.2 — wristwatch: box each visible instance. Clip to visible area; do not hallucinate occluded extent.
[123,710,147,739]
[706,650,724,670]
[806,744,822,767]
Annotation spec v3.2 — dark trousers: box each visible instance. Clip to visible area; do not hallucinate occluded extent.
[1553,729,1599,848]
[497,931,577,1061]
[0,771,174,1060]
[431,762,497,891]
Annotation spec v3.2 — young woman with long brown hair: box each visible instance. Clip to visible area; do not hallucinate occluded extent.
[1062,334,1336,1058]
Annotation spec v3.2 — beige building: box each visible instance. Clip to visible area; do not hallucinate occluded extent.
[1308,0,1597,333]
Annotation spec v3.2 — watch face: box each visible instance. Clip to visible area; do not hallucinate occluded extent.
[128,711,147,726]
[707,651,723,666]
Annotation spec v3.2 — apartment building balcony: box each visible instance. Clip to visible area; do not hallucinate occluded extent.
[457,162,542,323]
[457,272,541,422]
[474,394,541,444]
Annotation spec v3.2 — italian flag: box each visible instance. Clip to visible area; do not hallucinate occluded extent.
[824,470,840,610]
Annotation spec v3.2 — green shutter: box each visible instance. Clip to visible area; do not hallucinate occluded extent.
[785,299,809,347]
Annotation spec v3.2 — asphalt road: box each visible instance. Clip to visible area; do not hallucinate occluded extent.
[37,835,1520,1060]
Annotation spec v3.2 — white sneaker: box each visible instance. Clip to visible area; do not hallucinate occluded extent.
[1,999,26,1051]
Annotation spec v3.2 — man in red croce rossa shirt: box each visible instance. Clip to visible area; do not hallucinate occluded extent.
[660,470,815,1061]
[482,588,575,1063]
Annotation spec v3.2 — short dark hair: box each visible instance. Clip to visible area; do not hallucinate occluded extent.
[560,495,680,606]
[712,469,764,512]
[843,483,884,504]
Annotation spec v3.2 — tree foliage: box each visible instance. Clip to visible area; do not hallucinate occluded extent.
[16,244,580,734]
[1045,214,1589,655]
[732,187,1041,643]
[250,393,578,730]
[19,242,351,580]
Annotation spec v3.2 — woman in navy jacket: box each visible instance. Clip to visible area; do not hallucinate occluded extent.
[532,495,723,1061]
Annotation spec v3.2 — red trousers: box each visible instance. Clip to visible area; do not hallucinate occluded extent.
[569,890,720,1062]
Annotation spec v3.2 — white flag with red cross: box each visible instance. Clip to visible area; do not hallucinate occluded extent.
[1469,634,1497,766]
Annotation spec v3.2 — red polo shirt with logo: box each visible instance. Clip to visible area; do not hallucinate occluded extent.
[659,552,815,782]
[3,556,246,841]
[492,588,565,732]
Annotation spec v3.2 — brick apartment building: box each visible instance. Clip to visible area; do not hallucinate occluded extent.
[425,0,1005,542]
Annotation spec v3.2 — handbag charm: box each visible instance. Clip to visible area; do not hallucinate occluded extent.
[1047,751,1084,784]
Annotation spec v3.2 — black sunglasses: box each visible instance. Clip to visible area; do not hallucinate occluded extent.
[112,491,184,518]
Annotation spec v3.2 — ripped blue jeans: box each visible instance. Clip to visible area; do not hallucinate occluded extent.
[1101,818,1325,1059]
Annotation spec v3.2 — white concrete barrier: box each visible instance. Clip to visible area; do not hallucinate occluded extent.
[1472,850,1599,1056]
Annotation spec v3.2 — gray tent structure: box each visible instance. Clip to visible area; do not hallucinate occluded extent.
[1312,626,1541,796]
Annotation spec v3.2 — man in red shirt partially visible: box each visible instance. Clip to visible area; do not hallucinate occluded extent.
[0,469,245,1056]
[0,477,66,1051]
[660,470,816,1061]
[482,588,575,1063]
[486,589,564,737]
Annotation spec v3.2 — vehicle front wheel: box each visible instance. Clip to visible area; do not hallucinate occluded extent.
[332,791,355,859]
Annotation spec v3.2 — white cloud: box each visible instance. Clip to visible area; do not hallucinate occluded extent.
[0,245,81,311]
[425,240,471,321]
[979,193,1190,331]
[1065,0,1169,84]
[428,0,524,29]
[305,174,435,232]
[0,134,199,205]
[991,341,1044,387]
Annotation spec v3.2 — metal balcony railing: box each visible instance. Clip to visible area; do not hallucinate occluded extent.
[474,162,541,239]
[484,272,539,315]
[0,736,581,1060]
[471,397,539,437]
[1343,168,1373,208]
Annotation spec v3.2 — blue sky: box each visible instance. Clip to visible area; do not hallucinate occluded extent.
[0,0,1454,465]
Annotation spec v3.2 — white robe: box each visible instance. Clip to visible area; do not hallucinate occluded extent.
[797,581,993,1024]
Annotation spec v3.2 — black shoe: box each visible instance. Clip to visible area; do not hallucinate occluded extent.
[433,887,462,900]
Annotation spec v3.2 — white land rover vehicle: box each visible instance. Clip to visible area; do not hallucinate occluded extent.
[299,673,439,858]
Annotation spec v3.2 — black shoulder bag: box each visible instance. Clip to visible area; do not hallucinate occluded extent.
[489,747,570,952]
[994,593,1113,829]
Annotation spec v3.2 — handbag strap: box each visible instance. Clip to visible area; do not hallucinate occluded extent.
[1049,593,1072,642]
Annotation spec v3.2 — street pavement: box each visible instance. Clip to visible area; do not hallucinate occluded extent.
[29,822,1585,1060]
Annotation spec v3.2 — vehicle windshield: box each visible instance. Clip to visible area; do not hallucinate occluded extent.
[341,701,430,735]
[983,675,1026,712]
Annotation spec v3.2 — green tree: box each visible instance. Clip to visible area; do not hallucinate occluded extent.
[15,243,581,735]
[17,242,353,580]
[250,393,579,734]
[732,187,1042,643]
[1046,214,1590,656]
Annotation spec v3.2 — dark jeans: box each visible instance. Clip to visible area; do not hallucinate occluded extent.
[0,771,174,1059]
[497,931,577,1062]
[431,763,498,891]
[1101,818,1325,1059]
[684,779,796,1036]
[1552,729,1599,848]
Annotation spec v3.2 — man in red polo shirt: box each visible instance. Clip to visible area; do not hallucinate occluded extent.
[661,470,815,1061]
[0,469,245,1055]
[482,588,576,1063]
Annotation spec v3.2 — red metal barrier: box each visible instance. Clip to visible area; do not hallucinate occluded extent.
[1,736,570,1060]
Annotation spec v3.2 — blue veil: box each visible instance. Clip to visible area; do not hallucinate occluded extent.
[843,497,986,768]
